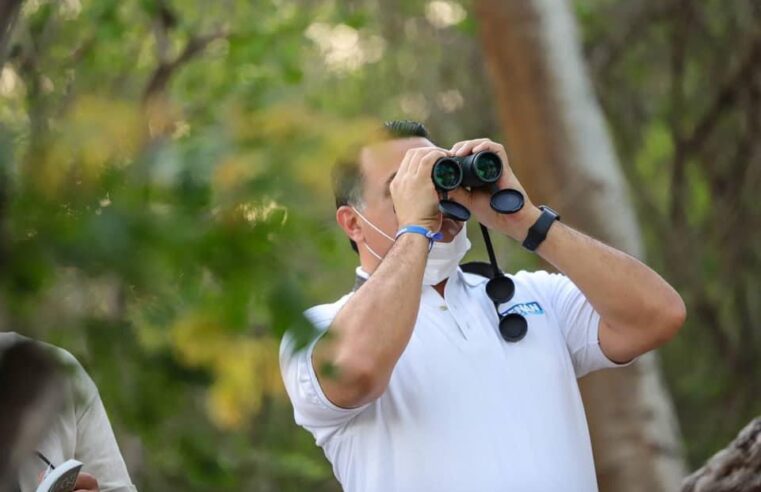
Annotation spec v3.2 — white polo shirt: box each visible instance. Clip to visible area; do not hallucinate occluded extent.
[280,268,630,492]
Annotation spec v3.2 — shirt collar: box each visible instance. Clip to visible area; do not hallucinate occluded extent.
[441,267,467,301]
[461,268,490,287]
[351,266,467,294]
[352,266,370,292]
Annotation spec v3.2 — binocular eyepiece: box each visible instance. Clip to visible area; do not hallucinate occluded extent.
[431,151,524,222]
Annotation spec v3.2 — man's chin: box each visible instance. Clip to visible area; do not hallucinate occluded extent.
[439,218,464,242]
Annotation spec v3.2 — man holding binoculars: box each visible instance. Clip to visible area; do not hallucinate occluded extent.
[280,121,686,491]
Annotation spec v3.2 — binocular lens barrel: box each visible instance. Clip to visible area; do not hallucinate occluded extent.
[471,152,501,184]
[432,151,502,191]
[432,158,462,191]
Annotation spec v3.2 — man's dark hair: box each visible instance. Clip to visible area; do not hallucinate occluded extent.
[332,120,432,253]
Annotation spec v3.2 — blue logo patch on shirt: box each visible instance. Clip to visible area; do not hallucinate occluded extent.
[500,301,544,317]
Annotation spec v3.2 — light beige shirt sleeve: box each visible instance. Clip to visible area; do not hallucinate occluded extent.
[70,356,136,492]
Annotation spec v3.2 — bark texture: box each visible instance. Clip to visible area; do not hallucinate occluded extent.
[681,417,761,492]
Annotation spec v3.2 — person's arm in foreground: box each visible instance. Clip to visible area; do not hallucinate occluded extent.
[312,148,447,408]
[450,138,686,364]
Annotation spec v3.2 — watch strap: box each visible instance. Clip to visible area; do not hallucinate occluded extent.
[522,206,560,252]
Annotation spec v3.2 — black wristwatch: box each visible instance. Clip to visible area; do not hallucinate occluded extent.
[522,205,560,252]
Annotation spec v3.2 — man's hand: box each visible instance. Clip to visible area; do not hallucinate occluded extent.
[74,472,99,492]
[448,138,541,241]
[390,147,450,232]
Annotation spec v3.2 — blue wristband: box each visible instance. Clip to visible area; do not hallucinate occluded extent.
[395,225,443,251]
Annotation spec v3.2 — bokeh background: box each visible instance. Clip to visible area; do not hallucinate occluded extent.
[1,0,759,490]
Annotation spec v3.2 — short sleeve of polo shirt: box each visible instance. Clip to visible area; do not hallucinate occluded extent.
[527,270,634,378]
[279,296,369,444]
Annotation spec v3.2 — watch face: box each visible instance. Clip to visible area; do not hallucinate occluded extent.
[540,205,559,220]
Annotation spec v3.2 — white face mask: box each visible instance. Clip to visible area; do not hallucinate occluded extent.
[352,207,471,285]
[423,224,471,285]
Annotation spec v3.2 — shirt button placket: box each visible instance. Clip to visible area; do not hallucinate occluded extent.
[447,299,469,340]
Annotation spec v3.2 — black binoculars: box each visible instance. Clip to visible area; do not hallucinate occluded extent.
[431,151,524,222]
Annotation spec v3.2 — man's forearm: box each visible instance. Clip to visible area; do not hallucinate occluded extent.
[505,206,686,362]
[313,233,430,407]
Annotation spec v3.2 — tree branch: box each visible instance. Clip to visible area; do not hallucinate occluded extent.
[680,29,761,160]
[0,0,23,66]
[681,417,761,491]
[666,0,693,282]
[142,26,229,103]
[587,0,678,76]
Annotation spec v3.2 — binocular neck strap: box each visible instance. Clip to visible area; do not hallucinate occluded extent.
[479,223,502,279]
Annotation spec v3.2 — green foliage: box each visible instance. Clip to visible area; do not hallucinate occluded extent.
[1,0,384,489]
[3,0,755,487]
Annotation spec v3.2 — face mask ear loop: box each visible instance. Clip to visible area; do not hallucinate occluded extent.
[351,207,395,242]
[363,242,384,261]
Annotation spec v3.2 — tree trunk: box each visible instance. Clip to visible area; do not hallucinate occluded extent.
[474,1,687,490]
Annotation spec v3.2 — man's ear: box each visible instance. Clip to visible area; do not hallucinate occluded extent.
[336,206,364,245]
